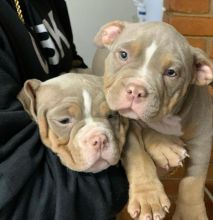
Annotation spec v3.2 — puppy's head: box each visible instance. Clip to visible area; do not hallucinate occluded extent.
[18,73,128,173]
[94,21,213,123]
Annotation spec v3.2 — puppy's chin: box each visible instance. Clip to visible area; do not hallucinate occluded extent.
[118,109,150,122]
[119,109,139,119]
[84,159,111,173]
[119,107,162,123]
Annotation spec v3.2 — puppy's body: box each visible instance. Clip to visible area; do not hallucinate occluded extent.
[18,73,128,173]
[94,21,213,220]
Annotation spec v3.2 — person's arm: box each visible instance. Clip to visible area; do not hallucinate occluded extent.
[0,25,129,219]
[0,25,44,209]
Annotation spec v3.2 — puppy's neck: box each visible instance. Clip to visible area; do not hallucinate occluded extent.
[143,114,183,136]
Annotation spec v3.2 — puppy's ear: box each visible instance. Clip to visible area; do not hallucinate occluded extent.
[17,79,41,122]
[94,20,125,48]
[191,47,213,86]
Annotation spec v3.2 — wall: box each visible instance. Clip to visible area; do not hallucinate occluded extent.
[65,0,137,67]
[65,0,164,67]
[164,0,213,58]
[144,0,164,21]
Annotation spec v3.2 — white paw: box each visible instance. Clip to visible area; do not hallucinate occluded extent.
[148,140,189,170]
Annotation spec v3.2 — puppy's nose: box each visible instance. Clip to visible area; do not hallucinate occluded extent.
[89,134,108,151]
[126,84,147,99]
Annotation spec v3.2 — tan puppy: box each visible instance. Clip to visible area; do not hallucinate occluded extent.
[18,73,128,173]
[18,72,179,220]
[18,72,184,220]
[94,21,213,220]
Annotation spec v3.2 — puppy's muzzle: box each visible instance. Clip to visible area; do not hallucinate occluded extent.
[86,132,108,151]
[126,83,148,102]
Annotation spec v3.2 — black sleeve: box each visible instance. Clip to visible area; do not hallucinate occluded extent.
[0,25,45,209]
[0,26,128,220]
[52,0,87,69]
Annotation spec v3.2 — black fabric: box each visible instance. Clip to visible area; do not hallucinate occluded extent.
[0,0,87,82]
[0,0,128,219]
[0,0,49,82]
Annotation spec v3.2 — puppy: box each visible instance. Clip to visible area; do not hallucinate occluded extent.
[17,73,128,173]
[94,21,213,220]
[18,72,183,219]
[18,72,178,219]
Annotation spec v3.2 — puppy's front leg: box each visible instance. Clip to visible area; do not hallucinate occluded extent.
[143,128,188,170]
[172,136,212,220]
[122,121,170,220]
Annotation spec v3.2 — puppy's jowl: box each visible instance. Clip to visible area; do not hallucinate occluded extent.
[18,73,128,173]
[95,21,213,220]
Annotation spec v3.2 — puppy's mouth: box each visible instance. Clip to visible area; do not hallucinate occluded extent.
[119,108,140,119]
[118,97,147,119]
[110,94,144,120]
[75,122,120,173]
[84,147,120,173]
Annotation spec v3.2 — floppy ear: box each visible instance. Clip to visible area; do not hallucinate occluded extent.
[94,20,125,48]
[17,79,41,122]
[191,47,213,86]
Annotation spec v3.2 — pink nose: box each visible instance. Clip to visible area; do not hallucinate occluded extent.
[126,84,147,99]
[89,134,108,151]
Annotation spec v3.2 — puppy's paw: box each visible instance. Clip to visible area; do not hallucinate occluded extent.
[147,137,188,170]
[127,180,170,220]
[172,201,208,220]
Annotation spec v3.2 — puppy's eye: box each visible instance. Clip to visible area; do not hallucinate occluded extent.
[59,118,72,124]
[164,69,177,77]
[119,50,128,61]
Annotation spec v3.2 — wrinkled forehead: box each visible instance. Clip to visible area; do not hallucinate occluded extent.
[113,22,190,58]
[37,74,106,108]
[81,89,105,118]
